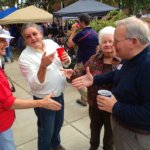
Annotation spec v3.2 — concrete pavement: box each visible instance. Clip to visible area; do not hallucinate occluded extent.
[5,60,103,150]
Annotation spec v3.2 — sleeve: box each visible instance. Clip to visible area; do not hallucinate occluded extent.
[112,62,150,128]
[62,56,71,68]
[19,54,46,91]
[0,82,15,110]
[73,32,84,44]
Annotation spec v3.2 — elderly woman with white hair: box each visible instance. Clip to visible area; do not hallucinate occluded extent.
[62,26,121,150]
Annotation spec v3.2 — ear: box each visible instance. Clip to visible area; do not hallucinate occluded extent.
[131,38,138,45]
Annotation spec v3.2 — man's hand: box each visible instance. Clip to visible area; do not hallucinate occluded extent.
[72,67,93,89]
[71,24,79,32]
[97,95,117,113]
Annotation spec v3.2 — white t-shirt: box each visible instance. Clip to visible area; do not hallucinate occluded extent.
[19,39,70,98]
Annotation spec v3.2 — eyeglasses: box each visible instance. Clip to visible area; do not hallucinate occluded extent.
[114,38,130,45]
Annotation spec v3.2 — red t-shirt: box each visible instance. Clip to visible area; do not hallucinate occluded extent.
[0,68,15,132]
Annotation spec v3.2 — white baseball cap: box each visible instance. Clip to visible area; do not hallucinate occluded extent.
[0,29,14,39]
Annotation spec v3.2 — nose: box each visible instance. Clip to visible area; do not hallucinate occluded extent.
[105,41,111,46]
[106,43,110,46]
[30,35,35,40]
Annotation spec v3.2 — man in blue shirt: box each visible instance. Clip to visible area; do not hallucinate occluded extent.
[72,17,150,150]
[67,13,99,106]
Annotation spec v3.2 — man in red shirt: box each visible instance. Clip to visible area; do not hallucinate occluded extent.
[0,28,62,150]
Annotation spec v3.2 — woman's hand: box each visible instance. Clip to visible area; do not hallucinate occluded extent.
[40,52,55,68]
[61,68,73,79]
[61,51,70,65]
[41,93,62,111]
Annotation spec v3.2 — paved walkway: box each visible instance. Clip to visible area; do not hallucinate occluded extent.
[5,60,103,150]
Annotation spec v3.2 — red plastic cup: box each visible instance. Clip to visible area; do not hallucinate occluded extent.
[75,23,80,28]
[72,23,80,29]
[56,47,64,61]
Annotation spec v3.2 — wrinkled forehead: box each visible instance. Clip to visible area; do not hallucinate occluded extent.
[23,26,40,34]
[114,25,127,38]
[22,26,42,39]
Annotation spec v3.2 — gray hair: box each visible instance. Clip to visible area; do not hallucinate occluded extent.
[116,17,150,44]
[98,26,115,44]
[21,23,42,38]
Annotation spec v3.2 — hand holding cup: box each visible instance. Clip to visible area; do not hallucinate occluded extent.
[56,47,64,61]
[56,47,70,65]
[97,89,116,113]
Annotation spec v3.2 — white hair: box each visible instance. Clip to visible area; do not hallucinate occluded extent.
[98,26,115,44]
[116,17,150,44]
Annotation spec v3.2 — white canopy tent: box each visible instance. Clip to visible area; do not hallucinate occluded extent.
[0,5,53,24]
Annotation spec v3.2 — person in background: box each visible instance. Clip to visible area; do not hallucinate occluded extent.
[71,17,150,150]
[67,13,99,106]
[63,26,120,150]
[0,28,62,150]
[19,23,71,150]
[2,25,14,62]
[17,35,25,52]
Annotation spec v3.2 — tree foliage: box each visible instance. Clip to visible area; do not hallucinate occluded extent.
[23,0,62,12]
[0,0,18,10]
[120,0,150,15]
[0,0,149,15]
[90,10,127,32]
[97,0,150,15]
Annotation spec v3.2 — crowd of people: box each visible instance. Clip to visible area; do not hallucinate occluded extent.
[0,13,150,150]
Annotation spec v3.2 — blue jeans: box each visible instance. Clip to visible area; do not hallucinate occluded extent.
[0,127,16,150]
[33,94,64,150]
[3,46,13,62]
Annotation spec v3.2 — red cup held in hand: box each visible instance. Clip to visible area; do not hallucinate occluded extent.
[75,23,80,28]
[56,47,64,61]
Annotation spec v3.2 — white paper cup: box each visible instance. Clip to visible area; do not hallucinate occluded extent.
[97,90,112,97]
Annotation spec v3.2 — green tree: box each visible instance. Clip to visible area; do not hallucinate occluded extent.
[97,0,150,15]
[0,0,18,10]
[23,0,64,12]
[1,0,149,15]
[90,10,127,32]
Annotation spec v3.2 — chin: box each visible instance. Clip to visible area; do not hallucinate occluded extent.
[103,49,113,52]
[104,51,113,54]
[32,44,41,49]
